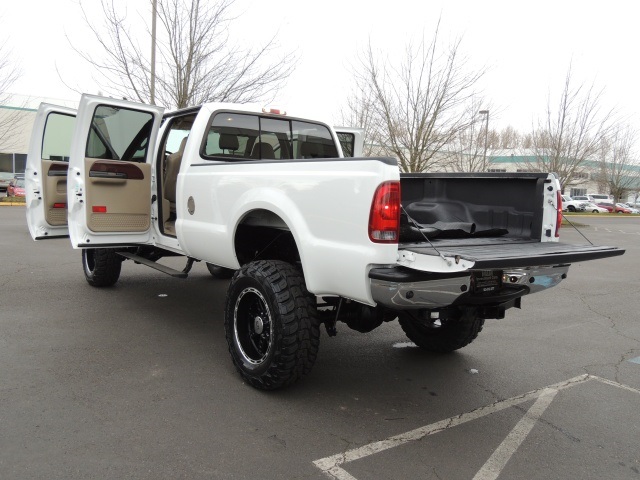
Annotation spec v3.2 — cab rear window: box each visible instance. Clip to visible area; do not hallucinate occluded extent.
[202,112,338,161]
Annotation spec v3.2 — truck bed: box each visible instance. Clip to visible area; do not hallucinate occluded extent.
[399,173,624,269]
[400,238,624,269]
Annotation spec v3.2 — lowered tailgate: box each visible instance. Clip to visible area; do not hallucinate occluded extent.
[369,240,624,309]
[400,239,624,270]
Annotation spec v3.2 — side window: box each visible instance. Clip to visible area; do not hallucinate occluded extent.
[337,132,355,157]
[205,113,258,159]
[292,121,337,159]
[86,106,154,162]
[42,113,75,161]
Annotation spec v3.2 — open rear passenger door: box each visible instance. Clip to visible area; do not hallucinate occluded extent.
[333,127,365,157]
[26,104,77,240]
[67,95,164,248]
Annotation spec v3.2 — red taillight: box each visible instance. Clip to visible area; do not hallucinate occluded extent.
[92,206,107,213]
[555,191,562,237]
[369,181,400,243]
[53,203,66,209]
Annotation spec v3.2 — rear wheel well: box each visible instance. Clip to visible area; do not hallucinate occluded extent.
[234,210,300,266]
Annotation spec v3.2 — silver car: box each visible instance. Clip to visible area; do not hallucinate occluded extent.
[0,172,15,192]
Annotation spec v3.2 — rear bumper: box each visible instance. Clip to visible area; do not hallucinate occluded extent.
[369,265,570,309]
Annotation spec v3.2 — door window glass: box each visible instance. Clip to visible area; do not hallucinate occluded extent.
[86,106,154,162]
[337,132,355,157]
[42,113,75,161]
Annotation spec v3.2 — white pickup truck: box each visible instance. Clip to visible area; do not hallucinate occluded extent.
[560,195,588,213]
[25,94,624,390]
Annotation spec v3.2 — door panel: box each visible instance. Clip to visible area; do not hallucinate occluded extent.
[42,160,69,226]
[85,159,151,232]
[67,95,164,248]
[26,104,76,240]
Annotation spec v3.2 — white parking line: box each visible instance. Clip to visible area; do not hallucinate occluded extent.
[313,375,639,480]
[472,389,558,480]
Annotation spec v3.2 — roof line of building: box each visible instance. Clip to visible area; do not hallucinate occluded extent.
[0,105,38,112]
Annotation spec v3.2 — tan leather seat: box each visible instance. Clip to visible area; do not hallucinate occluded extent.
[164,136,187,210]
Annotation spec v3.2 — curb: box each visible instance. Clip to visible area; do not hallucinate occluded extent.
[0,202,26,207]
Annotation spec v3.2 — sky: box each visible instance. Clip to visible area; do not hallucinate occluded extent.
[3,0,640,134]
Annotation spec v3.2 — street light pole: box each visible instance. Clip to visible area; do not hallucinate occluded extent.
[150,0,157,105]
[479,109,489,170]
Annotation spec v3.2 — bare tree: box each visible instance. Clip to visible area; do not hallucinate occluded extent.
[594,124,640,202]
[339,85,378,157]
[74,0,295,109]
[0,37,22,151]
[498,126,521,149]
[445,103,495,172]
[521,65,614,192]
[345,22,486,173]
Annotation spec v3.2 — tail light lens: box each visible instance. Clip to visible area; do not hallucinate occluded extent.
[369,181,400,243]
[555,191,562,237]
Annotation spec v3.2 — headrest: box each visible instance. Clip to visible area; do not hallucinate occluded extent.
[219,133,239,151]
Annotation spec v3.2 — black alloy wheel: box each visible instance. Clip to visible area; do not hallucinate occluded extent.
[224,260,320,390]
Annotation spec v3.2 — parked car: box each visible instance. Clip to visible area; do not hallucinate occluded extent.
[588,193,614,203]
[614,203,632,214]
[561,195,588,212]
[6,178,25,197]
[596,203,614,212]
[0,172,14,192]
[572,195,590,202]
[585,202,609,213]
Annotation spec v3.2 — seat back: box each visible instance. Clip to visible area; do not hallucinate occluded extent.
[164,136,188,204]
[250,142,275,160]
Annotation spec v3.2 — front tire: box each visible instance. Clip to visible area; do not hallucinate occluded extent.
[398,308,484,353]
[82,249,122,287]
[224,260,320,390]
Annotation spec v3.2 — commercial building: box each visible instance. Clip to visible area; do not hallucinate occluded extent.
[0,95,77,175]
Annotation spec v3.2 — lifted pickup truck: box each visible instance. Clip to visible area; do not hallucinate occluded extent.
[26,95,624,389]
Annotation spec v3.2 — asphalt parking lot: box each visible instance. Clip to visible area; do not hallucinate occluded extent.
[1,206,639,479]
